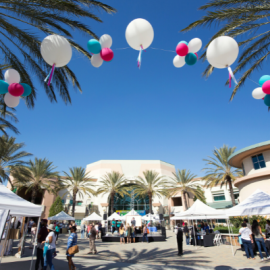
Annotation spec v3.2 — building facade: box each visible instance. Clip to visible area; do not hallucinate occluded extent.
[228,140,270,202]
[12,159,240,224]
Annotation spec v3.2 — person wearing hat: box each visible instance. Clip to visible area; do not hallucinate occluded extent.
[42,224,57,270]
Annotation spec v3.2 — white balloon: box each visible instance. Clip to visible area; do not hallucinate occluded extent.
[4,92,20,108]
[188,38,202,53]
[91,54,103,68]
[4,69,20,84]
[41,35,72,67]
[125,18,154,50]
[99,34,113,49]
[252,87,266,100]
[173,55,185,68]
[206,36,239,69]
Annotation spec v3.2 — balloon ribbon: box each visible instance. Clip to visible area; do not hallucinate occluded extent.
[228,67,237,88]
[44,64,55,86]
[137,45,146,69]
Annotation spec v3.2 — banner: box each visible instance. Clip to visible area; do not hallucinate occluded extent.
[116,210,146,216]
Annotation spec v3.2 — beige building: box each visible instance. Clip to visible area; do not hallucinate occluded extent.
[228,140,270,202]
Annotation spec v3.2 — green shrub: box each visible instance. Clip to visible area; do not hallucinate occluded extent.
[229,215,267,229]
[49,196,64,217]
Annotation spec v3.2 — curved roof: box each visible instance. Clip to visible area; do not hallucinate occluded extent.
[228,140,270,168]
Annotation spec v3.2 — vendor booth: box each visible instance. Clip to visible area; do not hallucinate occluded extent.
[83,212,103,221]
[0,183,43,269]
[48,211,75,234]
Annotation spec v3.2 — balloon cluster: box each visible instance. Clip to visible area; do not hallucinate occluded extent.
[206,36,239,88]
[41,35,72,86]
[0,69,32,108]
[88,35,114,68]
[252,75,270,106]
[173,38,202,68]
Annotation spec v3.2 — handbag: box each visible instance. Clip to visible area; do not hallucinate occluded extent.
[68,245,79,255]
[185,232,189,237]
[147,229,150,234]
[43,243,49,257]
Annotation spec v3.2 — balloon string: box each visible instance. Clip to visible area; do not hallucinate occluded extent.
[47,64,55,86]
[228,67,237,87]
[137,45,143,69]
[229,72,231,88]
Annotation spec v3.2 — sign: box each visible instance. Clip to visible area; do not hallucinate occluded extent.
[116,210,146,216]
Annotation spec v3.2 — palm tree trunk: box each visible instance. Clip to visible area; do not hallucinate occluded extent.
[31,186,37,203]
[110,192,115,215]
[228,178,236,206]
[72,191,77,217]
[149,192,152,214]
[182,191,188,211]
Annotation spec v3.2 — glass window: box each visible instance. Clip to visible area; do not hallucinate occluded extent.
[252,154,266,170]
[70,200,73,205]
[242,163,245,176]
[76,201,83,206]
[213,195,225,201]
[61,200,65,204]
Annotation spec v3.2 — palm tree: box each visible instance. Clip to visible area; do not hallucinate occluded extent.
[0,135,32,189]
[170,169,204,210]
[14,158,60,203]
[133,170,170,214]
[0,99,19,135]
[62,167,96,217]
[96,171,129,215]
[202,145,242,206]
[0,1,116,107]
[181,0,270,100]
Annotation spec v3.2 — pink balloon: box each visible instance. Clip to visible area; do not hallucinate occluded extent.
[100,48,114,62]
[262,81,270,94]
[195,52,198,59]
[8,83,24,97]
[176,43,189,57]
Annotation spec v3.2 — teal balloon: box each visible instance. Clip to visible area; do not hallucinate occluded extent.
[185,53,197,66]
[0,80,9,94]
[178,41,188,45]
[20,83,32,97]
[264,95,270,107]
[259,75,270,87]
[87,39,101,54]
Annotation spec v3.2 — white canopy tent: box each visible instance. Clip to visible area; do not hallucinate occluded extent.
[0,184,42,217]
[171,200,227,220]
[48,211,75,221]
[108,212,122,221]
[226,189,270,216]
[142,213,160,221]
[83,212,103,221]
[125,209,140,216]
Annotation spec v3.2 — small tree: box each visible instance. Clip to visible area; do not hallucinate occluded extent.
[49,196,63,217]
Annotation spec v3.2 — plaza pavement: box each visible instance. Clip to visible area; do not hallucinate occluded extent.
[1,230,270,270]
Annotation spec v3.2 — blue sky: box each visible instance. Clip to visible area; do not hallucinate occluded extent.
[9,0,270,177]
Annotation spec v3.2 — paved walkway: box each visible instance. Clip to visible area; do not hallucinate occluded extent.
[1,230,270,270]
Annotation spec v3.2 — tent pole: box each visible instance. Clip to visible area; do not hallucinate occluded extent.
[192,219,197,249]
[29,217,41,270]
[0,215,12,264]
[227,218,234,256]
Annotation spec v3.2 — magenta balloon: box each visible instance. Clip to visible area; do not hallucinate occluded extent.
[176,43,189,57]
[8,83,24,97]
[262,81,270,95]
[100,48,114,62]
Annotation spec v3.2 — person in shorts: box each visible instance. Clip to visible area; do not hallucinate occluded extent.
[119,224,125,244]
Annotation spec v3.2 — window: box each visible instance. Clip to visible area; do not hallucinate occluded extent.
[172,197,182,206]
[252,154,266,170]
[213,195,225,201]
[212,192,225,201]
[61,200,65,204]
[217,219,226,223]
[76,201,83,206]
[75,219,81,226]
[242,163,245,176]
[69,200,73,205]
